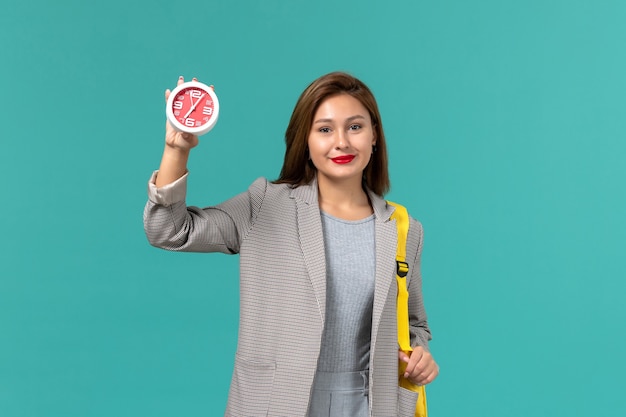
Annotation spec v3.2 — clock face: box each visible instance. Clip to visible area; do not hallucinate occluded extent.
[166,81,219,136]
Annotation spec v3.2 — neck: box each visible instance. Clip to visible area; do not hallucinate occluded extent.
[317,175,372,220]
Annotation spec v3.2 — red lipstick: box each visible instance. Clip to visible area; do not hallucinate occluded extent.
[331,155,355,164]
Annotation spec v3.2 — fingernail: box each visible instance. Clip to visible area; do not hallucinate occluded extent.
[404,372,409,378]
[179,76,183,80]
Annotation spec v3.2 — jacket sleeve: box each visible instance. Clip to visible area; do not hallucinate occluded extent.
[143,171,267,254]
[407,217,433,350]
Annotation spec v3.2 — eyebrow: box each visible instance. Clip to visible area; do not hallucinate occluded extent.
[313,115,367,124]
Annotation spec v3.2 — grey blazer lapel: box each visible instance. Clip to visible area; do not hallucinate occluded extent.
[291,179,327,322]
[369,192,397,345]
[289,182,396,329]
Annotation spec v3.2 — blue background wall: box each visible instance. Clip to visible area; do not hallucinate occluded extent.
[2,1,625,415]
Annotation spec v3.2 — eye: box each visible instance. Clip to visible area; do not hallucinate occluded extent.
[349,124,362,131]
[318,127,332,133]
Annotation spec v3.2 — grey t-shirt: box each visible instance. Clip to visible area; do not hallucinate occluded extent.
[316,211,376,372]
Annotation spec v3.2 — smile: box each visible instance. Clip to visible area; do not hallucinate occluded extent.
[330,155,355,164]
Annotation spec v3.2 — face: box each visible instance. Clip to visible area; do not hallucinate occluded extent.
[308,94,376,186]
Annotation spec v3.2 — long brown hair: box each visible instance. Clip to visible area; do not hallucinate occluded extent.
[274,71,390,196]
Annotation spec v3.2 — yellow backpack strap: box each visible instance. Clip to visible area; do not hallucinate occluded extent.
[388,201,428,417]
[388,201,412,353]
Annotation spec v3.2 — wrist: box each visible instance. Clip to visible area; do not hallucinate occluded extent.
[163,143,190,160]
[156,146,190,187]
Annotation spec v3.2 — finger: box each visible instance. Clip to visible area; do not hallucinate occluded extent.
[412,358,438,385]
[415,350,434,371]
[412,351,433,376]
[398,350,410,363]
[407,346,426,371]
[166,76,185,101]
[404,349,424,378]
[192,77,197,82]
[181,132,193,141]
[209,84,215,91]
[415,365,439,386]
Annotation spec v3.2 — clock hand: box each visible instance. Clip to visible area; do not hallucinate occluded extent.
[184,93,195,119]
[184,93,206,119]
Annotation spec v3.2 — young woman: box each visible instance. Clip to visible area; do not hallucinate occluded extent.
[144,72,438,417]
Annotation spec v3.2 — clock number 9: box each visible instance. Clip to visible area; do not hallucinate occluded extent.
[173,101,183,110]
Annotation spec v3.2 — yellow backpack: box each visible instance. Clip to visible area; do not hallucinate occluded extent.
[388,201,428,417]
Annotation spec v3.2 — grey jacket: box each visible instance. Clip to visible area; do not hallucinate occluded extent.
[144,173,432,417]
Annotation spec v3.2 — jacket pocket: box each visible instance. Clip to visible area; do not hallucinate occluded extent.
[397,386,419,417]
[227,355,276,417]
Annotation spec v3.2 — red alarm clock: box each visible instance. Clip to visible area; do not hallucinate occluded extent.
[166,81,219,136]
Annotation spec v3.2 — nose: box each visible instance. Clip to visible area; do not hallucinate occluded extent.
[335,129,349,149]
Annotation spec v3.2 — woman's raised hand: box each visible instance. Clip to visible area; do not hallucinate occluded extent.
[163,76,212,151]
[156,76,214,187]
